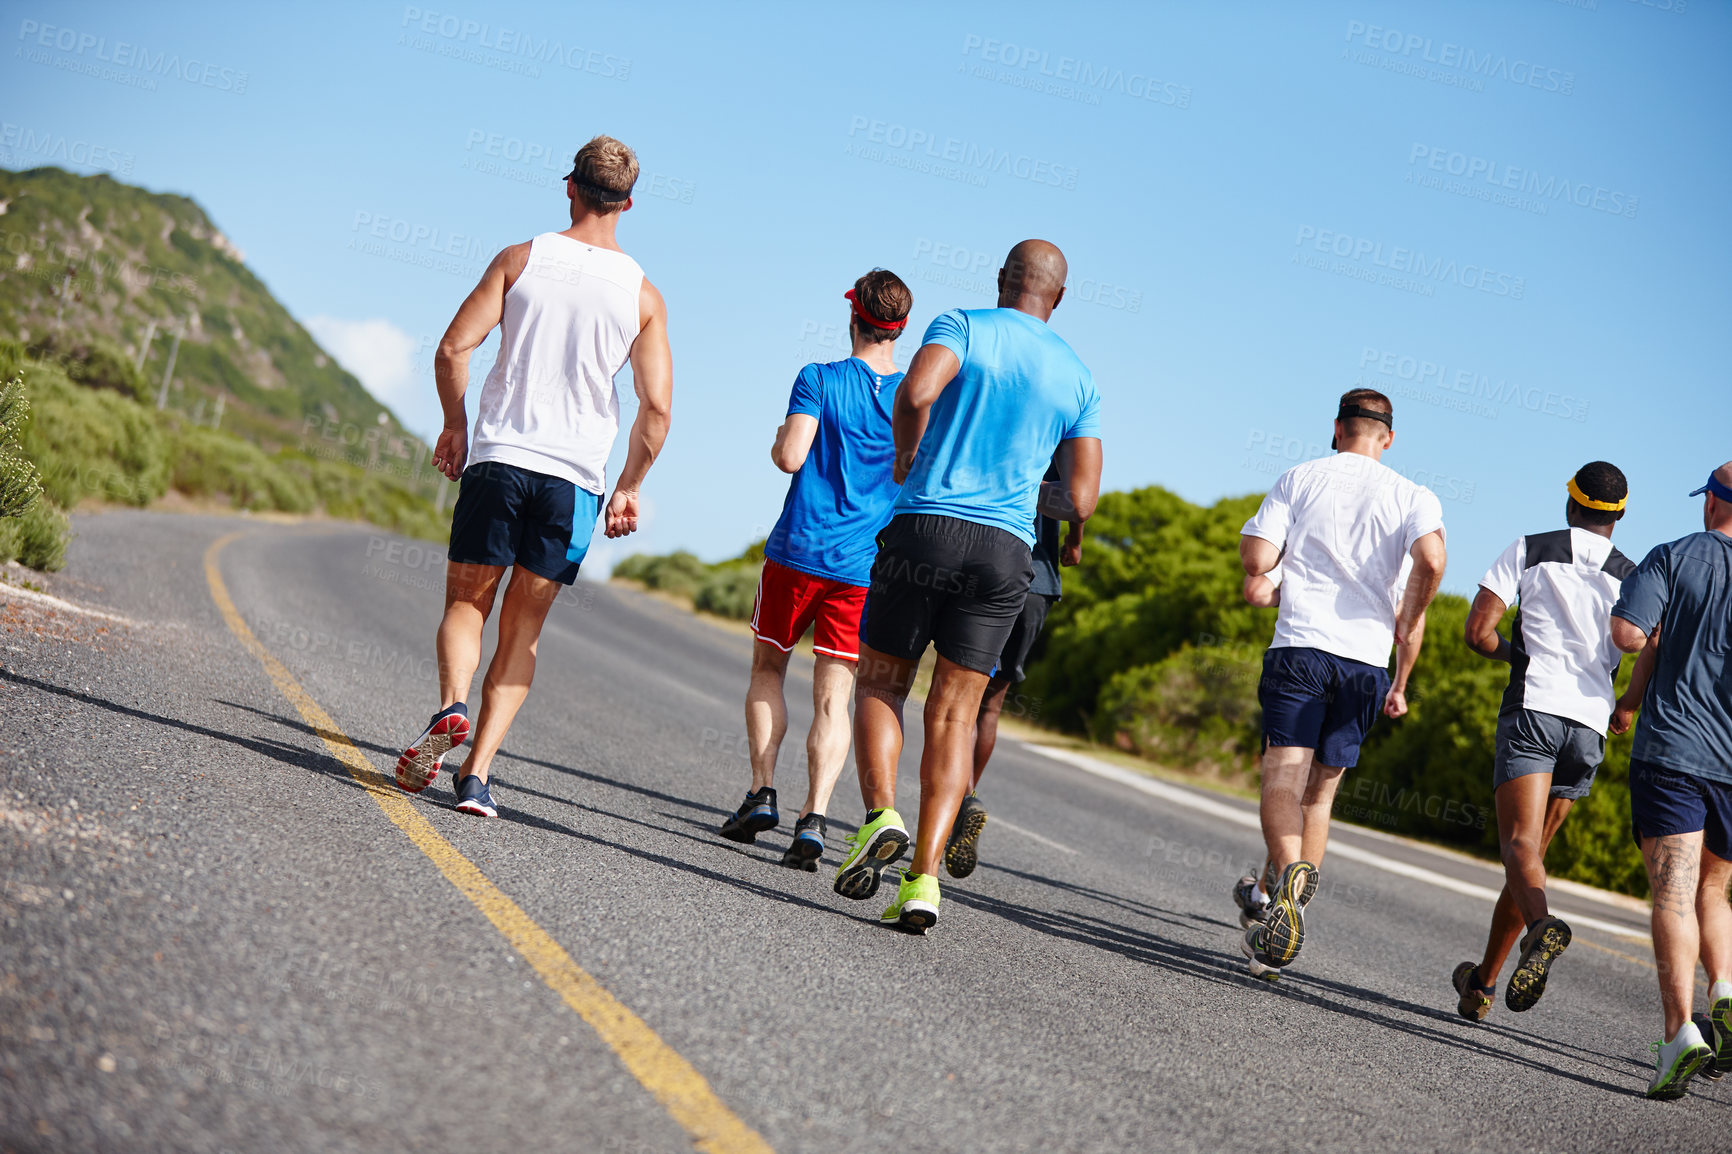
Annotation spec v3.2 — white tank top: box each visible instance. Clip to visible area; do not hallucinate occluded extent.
[469,233,645,494]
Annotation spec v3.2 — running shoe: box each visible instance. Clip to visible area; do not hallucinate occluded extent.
[780,813,826,871]
[943,793,989,879]
[1505,915,1571,1013]
[1692,1014,1722,1081]
[1239,930,1281,982]
[1647,1022,1711,1100]
[395,703,470,794]
[1233,875,1269,928]
[1452,961,1494,1023]
[1254,860,1315,968]
[880,870,940,933]
[833,808,910,901]
[1710,990,1732,1078]
[719,787,779,845]
[454,773,497,818]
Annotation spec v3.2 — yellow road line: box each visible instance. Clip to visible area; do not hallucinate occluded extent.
[204,532,771,1154]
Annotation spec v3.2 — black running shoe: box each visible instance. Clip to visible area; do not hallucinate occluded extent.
[1258,860,1315,967]
[781,813,826,871]
[1506,915,1571,1012]
[1233,875,1269,928]
[1452,961,1494,1023]
[1692,1014,1723,1081]
[719,787,779,844]
[943,793,989,879]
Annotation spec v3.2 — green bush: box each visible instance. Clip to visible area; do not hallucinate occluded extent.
[694,564,761,620]
[0,371,43,518]
[170,426,316,512]
[615,550,711,599]
[20,363,171,507]
[27,335,151,402]
[1093,644,1262,773]
[0,498,70,571]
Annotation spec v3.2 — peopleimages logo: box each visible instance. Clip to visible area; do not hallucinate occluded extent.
[846,116,1080,190]
[398,7,629,79]
[959,34,1191,109]
[1408,145,1638,219]
[1358,346,1589,423]
[0,122,133,176]
[15,18,249,93]
[1342,20,1574,95]
[1294,226,1526,300]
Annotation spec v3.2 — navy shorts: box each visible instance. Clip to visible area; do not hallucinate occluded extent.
[1258,646,1390,769]
[1493,709,1605,801]
[1629,758,1732,861]
[862,514,1034,675]
[448,461,601,585]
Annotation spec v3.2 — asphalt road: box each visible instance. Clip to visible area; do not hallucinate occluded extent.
[0,509,1722,1153]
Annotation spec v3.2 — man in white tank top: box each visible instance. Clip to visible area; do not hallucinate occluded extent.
[391,135,673,820]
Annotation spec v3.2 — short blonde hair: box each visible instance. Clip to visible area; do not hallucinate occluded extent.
[568,135,639,215]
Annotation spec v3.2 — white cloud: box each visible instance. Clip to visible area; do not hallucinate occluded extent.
[304,315,438,438]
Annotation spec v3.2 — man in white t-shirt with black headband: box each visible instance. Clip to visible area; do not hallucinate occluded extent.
[1449,462,1635,1023]
[390,134,673,820]
[1235,388,1446,978]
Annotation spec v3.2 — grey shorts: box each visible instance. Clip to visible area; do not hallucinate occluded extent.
[1493,709,1605,800]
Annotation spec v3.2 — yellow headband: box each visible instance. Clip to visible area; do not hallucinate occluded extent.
[1567,476,1626,512]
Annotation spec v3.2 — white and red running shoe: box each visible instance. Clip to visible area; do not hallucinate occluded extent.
[395,703,470,794]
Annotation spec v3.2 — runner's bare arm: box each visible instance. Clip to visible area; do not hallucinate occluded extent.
[771,414,819,473]
[1239,535,1281,578]
[1038,437,1102,523]
[1242,573,1280,607]
[1385,606,1427,718]
[432,243,531,480]
[1463,587,1511,662]
[1394,529,1446,646]
[1609,613,1649,654]
[1609,624,1659,735]
[890,345,961,484]
[605,278,672,539]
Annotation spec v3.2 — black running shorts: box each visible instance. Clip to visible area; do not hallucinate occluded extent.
[861,514,1034,674]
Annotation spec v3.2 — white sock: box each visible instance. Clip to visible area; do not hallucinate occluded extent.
[1710,979,1732,1003]
[1252,884,1269,905]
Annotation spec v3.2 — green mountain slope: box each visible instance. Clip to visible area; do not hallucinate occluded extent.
[0,166,447,559]
[0,164,419,455]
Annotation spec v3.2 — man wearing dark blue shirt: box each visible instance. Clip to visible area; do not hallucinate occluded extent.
[1610,461,1732,1099]
[717,270,911,870]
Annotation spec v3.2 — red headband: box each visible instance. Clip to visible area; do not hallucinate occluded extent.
[845,289,906,332]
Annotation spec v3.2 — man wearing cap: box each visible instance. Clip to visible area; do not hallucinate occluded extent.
[1235,387,1446,977]
[1449,462,1636,1024]
[1610,461,1732,1099]
[391,134,673,820]
[716,270,913,870]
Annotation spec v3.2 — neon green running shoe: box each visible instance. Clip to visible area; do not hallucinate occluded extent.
[880,870,941,932]
[833,808,909,901]
[1647,1022,1711,1100]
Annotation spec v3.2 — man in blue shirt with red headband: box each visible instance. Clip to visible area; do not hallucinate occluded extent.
[831,239,1102,933]
[1611,460,1732,1099]
[716,270,911,871]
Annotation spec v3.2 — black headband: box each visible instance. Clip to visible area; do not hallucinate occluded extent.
[1337,403,1393,429]
[565,167,632,204]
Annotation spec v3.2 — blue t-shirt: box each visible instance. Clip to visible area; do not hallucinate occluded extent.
[763,358,903,588]
[893,308,1101,545]
[1611,530,1732,783]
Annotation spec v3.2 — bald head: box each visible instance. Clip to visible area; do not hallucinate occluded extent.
[997,239,1068,317]
[1715,461,1732,487]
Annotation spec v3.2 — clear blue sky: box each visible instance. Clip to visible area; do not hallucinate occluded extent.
[5,0,1727,586]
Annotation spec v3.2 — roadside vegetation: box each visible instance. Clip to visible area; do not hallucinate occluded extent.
[0,340,447,571]
[617,489,1650,898]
